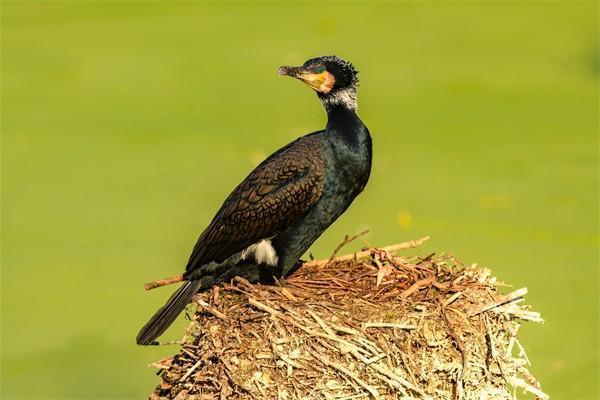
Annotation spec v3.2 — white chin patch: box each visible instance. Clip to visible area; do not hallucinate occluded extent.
[241,239,279,267]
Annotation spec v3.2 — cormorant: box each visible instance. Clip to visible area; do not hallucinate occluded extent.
[137,55,372,345]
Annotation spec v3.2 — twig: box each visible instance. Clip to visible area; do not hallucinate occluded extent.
[469,287,528,316]
[304,236,431,268]
[348,348,425,396]
[362,322,416,330]
[195,298,228,321]
[143,236,431,290]
[332,324,360,335]
[248,297,283,318]
[222,361,255,395]
[377,236,431,253]
[324,229,371,267]
[401,275,448,299]
[180,359,202,382]
[443,292,463,307]
[278,287,298,301]
[441,305,466,400]
[150,355,174,369]
[509,376,549,400]
[144,274,184,290]
[279,354,305,370]
[484,315,508,384]
[307,309,336,335]
[248,298,372,358]
[319,356,381,399]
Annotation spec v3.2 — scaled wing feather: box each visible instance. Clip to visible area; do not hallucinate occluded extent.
[185,135,326,272]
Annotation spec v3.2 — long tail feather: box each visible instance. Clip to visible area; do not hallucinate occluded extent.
[136,280,203,345]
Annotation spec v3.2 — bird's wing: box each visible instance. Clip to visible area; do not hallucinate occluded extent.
[185,134,327,272]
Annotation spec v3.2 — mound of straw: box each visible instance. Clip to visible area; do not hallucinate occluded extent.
[149,236,547,400]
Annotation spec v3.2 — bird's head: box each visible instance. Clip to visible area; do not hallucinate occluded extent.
[278,55,358,111]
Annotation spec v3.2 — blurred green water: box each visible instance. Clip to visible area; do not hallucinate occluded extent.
[1,1,597,399]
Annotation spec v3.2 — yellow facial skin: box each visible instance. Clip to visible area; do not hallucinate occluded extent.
[278,66,336,94]
[297,71,336,93]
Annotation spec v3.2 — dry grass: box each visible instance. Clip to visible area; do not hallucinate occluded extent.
[149,238,547,400]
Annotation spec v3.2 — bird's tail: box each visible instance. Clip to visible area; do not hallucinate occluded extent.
[136,279,203,345]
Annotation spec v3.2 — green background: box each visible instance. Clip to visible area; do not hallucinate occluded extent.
[2,1,598,398]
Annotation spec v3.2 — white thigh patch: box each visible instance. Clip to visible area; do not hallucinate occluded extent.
[241,239,279,267]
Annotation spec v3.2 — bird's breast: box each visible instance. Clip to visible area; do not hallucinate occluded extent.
[327,134,372,190]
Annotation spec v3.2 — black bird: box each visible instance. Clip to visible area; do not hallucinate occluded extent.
[137,55,372,345]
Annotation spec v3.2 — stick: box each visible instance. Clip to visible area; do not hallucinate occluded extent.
[348,348,425,395]
[319,356,381,399]
[143,236,431,291]
[362,322,417,330]
[400,275,448,299]
[441,305,466,400]
[179,359,202,382]
[144,274,184,290]
[195,298,228,321]
[324,229,370,267]
[469,287,528,316]
[304,236,430,268]
[443,291,463,307]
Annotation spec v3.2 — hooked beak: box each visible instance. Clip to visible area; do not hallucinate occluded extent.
[278,65,335,93]
[278,65,303,77]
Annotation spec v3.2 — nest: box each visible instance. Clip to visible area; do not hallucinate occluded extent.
[149,237,547,400]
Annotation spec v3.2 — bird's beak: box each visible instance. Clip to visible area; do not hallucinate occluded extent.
[278,65,335,93]
[278,65,303,78]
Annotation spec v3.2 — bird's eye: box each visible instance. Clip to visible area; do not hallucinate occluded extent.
[314,65,326,74]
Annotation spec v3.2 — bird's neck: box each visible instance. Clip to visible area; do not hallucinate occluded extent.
[325,103,362,133]
[323,100,370,155]
[319,87,357,113]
